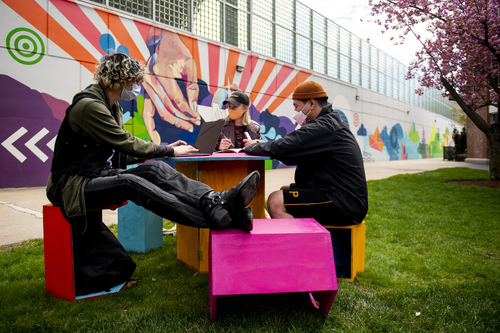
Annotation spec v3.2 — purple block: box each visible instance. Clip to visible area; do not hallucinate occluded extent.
[209,218,338,321]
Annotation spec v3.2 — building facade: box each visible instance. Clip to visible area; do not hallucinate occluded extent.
[0,0,458,188]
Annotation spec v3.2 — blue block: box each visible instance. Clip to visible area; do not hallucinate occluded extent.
[118,201,163,252]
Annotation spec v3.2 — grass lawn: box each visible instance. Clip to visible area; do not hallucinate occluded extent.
[1,167,499,332]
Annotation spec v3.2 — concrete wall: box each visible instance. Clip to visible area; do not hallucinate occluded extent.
[0,0,457,188]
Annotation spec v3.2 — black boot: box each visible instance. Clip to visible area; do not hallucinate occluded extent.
[200,171,260,229]
[229,207,253,232]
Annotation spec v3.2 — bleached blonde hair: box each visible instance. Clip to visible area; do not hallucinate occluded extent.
[93,53,144,90]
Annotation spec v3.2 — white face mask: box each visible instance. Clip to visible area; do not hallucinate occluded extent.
[292,101,312,126]
[121,83,141,101]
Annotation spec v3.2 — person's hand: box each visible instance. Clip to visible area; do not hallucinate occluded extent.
[142,29,201,144]
[243,139,261,147]
[168,140,187,147]
[219,138,233,150]
[280,185,290,190]
[173,145,198,155]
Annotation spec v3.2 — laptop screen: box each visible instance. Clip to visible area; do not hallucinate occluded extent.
[191,119,225,154]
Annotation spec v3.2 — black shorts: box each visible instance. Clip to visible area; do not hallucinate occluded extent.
[282,188,356,226]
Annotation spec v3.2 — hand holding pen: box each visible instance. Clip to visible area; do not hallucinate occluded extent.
[219,133,234,150]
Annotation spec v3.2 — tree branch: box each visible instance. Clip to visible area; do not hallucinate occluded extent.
[441,75,491,138]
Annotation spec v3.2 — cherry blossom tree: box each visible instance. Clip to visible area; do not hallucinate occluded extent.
[369,0,500,179]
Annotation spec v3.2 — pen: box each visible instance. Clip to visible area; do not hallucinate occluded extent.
[221,133,234,148]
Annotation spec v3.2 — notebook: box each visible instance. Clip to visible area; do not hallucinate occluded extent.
[175,119,225,157]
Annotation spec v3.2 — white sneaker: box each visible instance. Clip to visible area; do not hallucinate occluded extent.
[163,224,177,236]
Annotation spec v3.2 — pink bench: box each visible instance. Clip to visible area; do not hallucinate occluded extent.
[209,218,338,321]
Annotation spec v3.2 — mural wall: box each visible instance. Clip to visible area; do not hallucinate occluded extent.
[0,0,456,188]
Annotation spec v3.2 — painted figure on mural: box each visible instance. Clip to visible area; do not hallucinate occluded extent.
[46,53,259,295]
[216,91,263,151]
[142,29,202,142]
[245,80,368,226]
[138,28,290,151]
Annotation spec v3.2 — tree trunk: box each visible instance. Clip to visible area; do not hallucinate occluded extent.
[489,123,500,180]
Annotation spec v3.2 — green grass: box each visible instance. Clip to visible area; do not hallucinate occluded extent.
[1,167,499,332]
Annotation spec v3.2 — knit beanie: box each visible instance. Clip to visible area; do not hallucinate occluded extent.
[292,81,328,100]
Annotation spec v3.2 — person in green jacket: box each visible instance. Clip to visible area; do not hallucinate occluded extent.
[47,53,259,232]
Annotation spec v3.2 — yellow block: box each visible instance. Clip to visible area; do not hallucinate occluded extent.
[176,159,266,273]
[323,221,365,282]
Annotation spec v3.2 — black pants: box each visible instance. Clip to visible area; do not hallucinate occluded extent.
[84,160,214,229]
[282,188,361,226]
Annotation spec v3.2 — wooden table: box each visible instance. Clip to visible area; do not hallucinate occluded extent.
[168,153,270,273]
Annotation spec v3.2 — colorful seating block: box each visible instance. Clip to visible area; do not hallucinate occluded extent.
[43,203,127,301]
[209,218,338,321]
[117,202,163,253]
[323,222,365,282]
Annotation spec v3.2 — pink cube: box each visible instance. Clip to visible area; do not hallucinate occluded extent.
[209,218,338,321]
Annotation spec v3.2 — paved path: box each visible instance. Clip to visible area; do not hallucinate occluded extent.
[0,158,488,247]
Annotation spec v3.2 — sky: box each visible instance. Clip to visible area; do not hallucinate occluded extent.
[297,0,422,67]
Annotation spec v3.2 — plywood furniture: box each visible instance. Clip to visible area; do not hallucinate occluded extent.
[209,218,338,321]
[172,153,270,273]
[323,221,365,282]
[43,202,127,301]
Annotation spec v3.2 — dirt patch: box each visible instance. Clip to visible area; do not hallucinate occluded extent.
[446,179,500,188]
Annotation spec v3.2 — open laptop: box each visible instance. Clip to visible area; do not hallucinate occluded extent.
[175,119,225,157]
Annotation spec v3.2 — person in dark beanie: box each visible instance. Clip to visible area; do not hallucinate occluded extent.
[245,80,367,226]
[216,91,262,151]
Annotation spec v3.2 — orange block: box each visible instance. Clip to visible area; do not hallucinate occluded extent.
[175,159,266,273]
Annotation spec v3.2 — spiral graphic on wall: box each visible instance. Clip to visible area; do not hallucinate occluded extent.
[6,28,45,65]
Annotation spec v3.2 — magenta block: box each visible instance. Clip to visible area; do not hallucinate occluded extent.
[209,218,338,321]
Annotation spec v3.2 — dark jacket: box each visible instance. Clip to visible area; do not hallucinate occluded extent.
[245,104,368,222]
[216,119,261,150]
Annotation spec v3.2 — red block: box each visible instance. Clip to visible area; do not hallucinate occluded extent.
[42,203,126,301]
[43,204,76,301]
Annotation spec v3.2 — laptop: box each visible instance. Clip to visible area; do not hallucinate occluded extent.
[175,119,225,157]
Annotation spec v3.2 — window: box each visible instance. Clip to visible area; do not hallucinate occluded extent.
[225,5,249,49]
[156,0,191,31]
[225,0,249,11]
[351,59,361,86]
[328,49,339,79]
[361,64,370,89]
[296,35,311,68]
[351,35,361,62]
[276,26,295,64]
[340,54,350,83]
[313,42,326,74]
[296,2,311,38]
[327,21,339,51]
[253,0,274,21]
[339,28,350,57]
[312,11,326,44]
[193,0,222,42]
[252,15,274,57]
[109,0,153,19]
[275,0,294,30]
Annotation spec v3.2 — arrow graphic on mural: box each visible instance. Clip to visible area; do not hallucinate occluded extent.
[1,127,56,163]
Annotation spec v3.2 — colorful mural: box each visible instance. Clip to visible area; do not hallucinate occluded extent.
[0,0,456,188]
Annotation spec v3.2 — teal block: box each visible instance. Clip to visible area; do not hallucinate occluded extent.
[118,202,163,252]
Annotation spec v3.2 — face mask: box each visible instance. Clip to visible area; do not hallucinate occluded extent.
[121,83,141,101]
[228,107,245,120]
[293,101,312,126]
